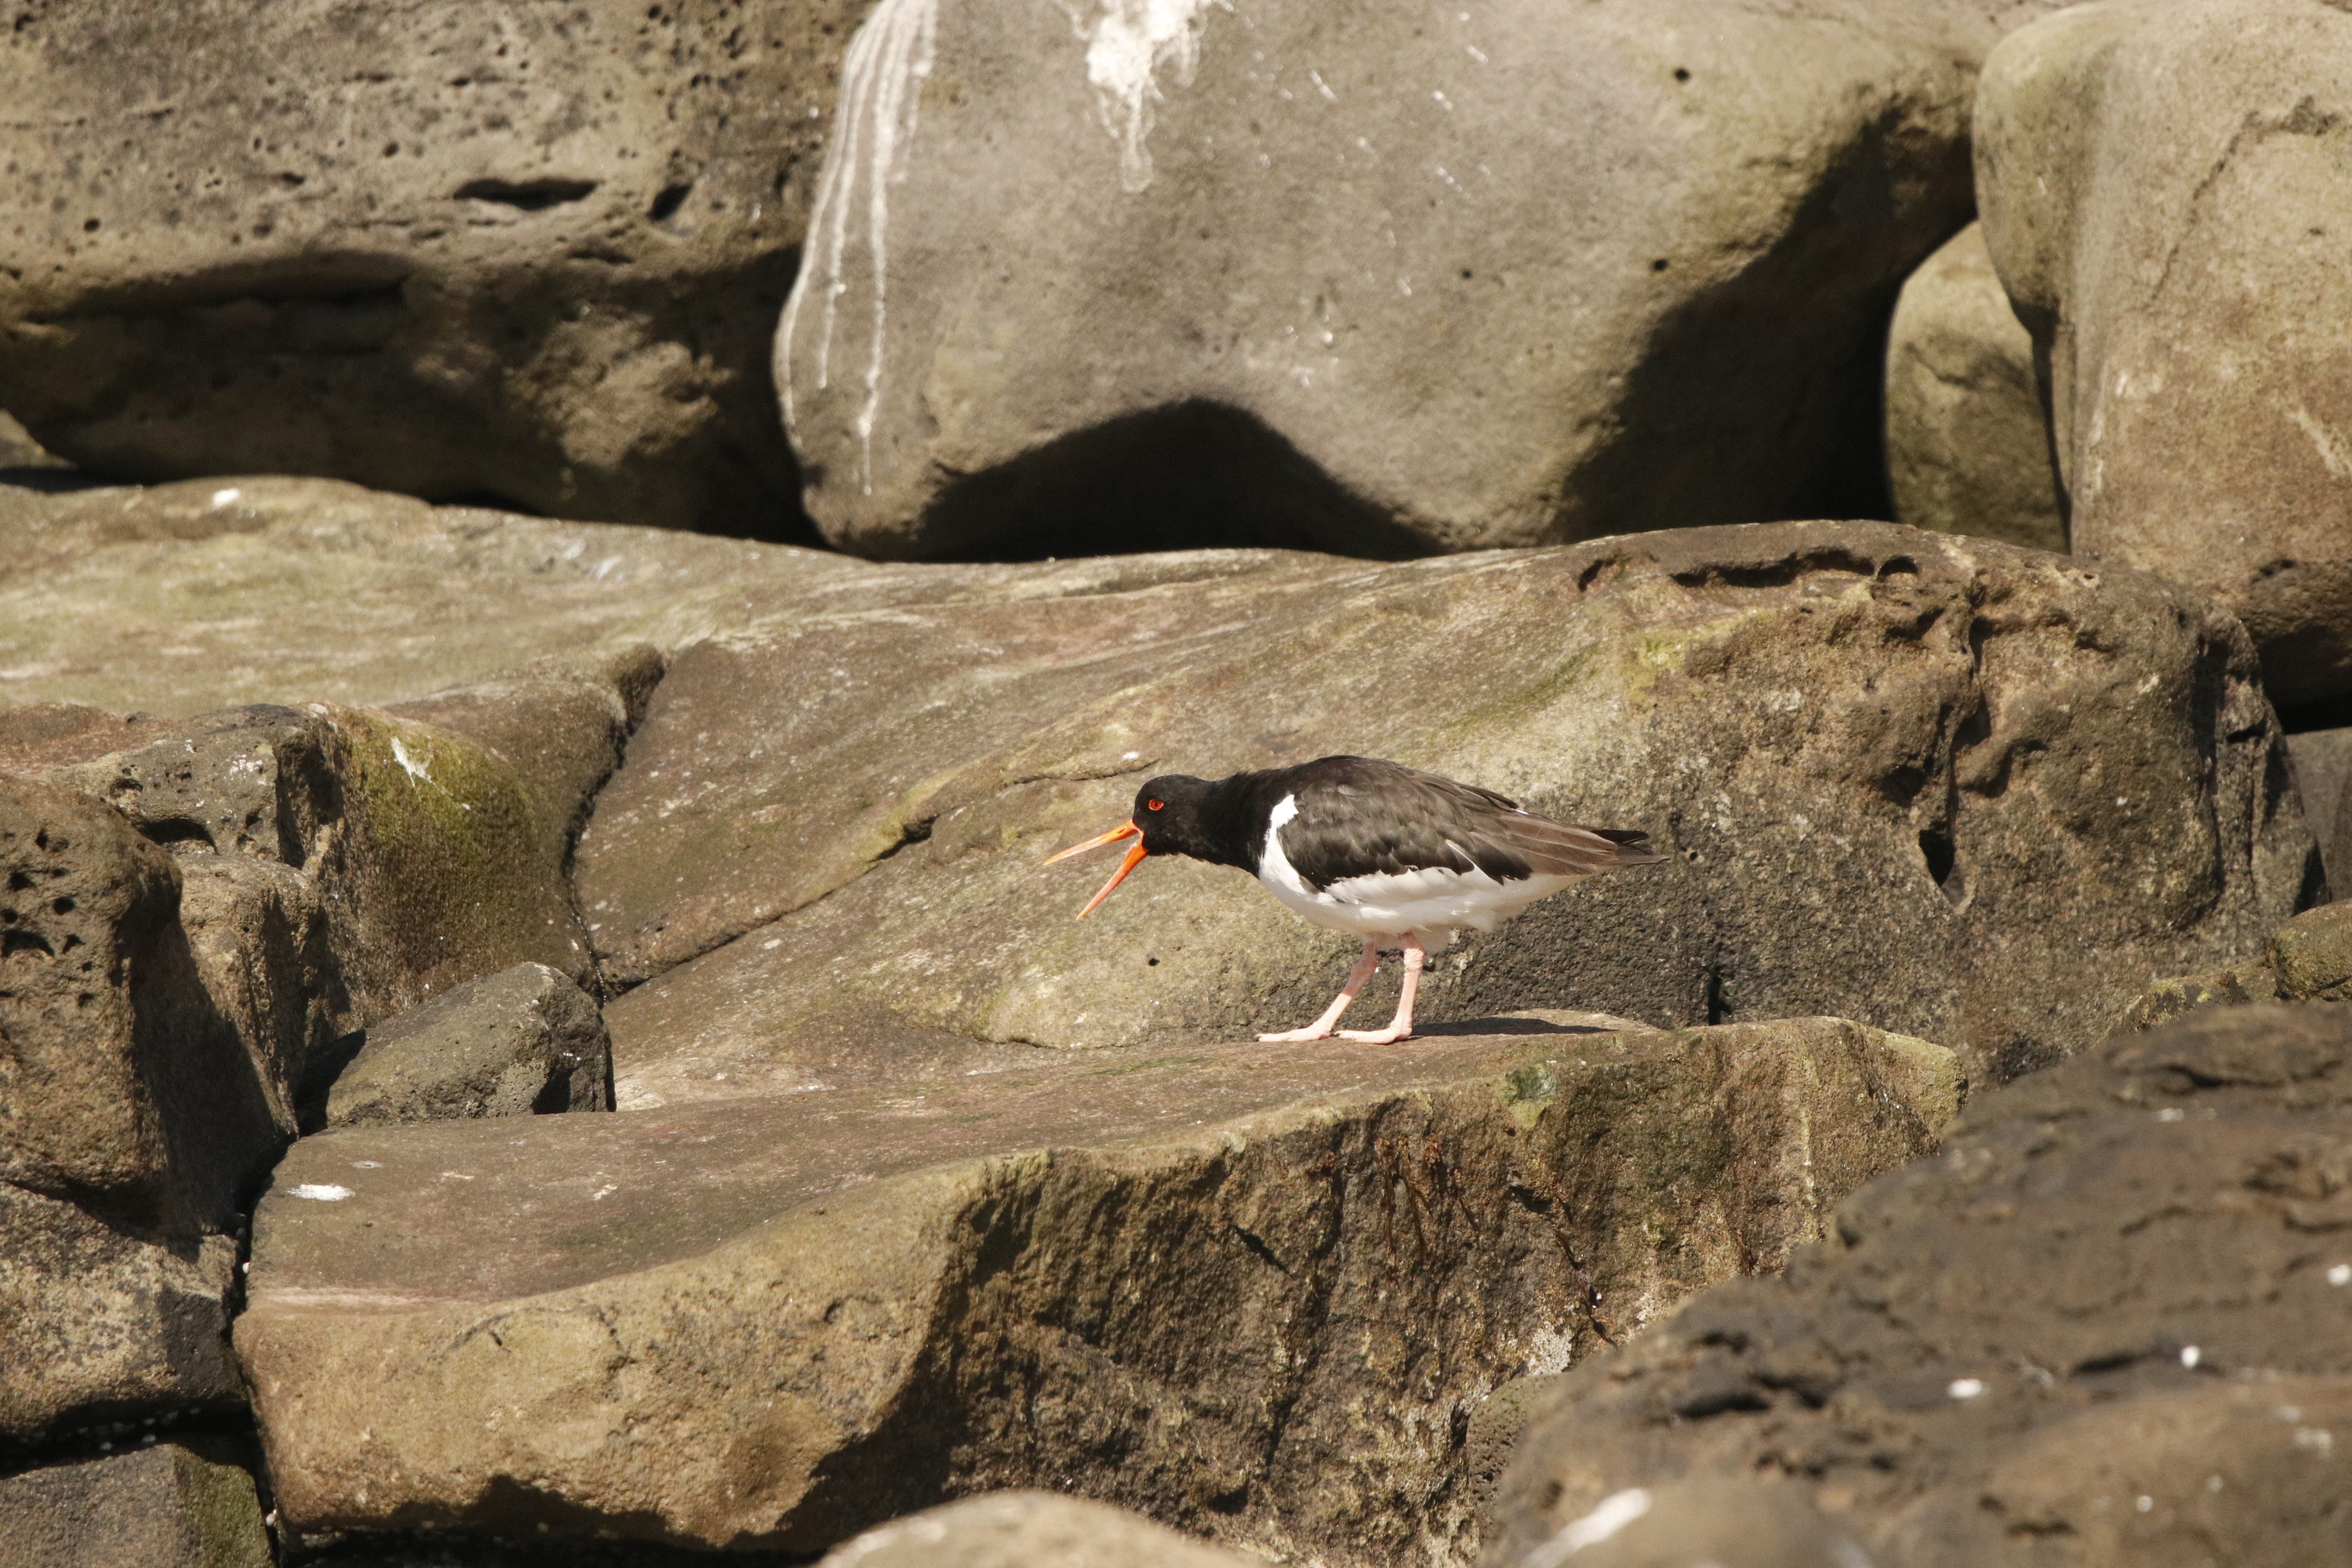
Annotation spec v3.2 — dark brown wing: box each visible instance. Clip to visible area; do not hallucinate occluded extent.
[1267,756,1666,891]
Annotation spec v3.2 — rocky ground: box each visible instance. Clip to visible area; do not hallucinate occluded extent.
[3,2,2350,1566]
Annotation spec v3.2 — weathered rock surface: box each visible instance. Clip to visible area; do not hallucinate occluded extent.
[0,1185,244,1445]
[1511,1479,1871,1568]
[815,1492,1261,1568]
[1883,222,2065,554]
[2118,901,2352,1035]
[2286,726,2352,898]
[0,780,277,1234]
[0,0,876,536]
[0,1439,270,1568]
[586,520,2313,1091]
[238,1016,1956,1563]
[1483,1004,2352,1568]
[0,477,842,718]
[778,0,2067,559]
[324,963,612,1129]
[1977,0,2352,709]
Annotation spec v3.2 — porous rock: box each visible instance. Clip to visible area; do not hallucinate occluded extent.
[1482,1004,2352,1568]
[0,1185,243,1446]
[0,0,873,534]
[584,520,2313,1093]
[814,1492,1260,1568]
[323,962,611,1129]
[1883,222,2065,553]
[237,1016,1954,1563]
[1977,0,2352,708]
[0,1439,270,1568]
[778,0,2067,559]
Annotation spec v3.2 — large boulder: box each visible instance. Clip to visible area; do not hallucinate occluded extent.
[1977,0,2352,710]
[776,0,2066,560]
[2286,726,2352,897]
[584,520,2314,1091]
[1483,1004,2352,1568]
[236,1016,1956,1562]
[1883,222,2066,553]
[0,0,876,535]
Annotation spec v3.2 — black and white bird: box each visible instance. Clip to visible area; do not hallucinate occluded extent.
[1046,755,1667,1043]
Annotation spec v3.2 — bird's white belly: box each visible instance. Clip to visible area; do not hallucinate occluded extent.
[1257,801,1581,937]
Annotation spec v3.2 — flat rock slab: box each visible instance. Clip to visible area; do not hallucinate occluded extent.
[586,518,2313,1090]
[239,1016,1955,1563]
[1484,1004,2352,1568]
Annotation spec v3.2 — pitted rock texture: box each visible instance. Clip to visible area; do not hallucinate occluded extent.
[0,0,876,536]
[1883,222,2066,554]
[2117,900,2352,1035]
[1483,1004,2352,1568]
[236,1016,1955,1564]
[814,1492,1262,1568]
[777,0,2068,560]
[322,961,612,1129]
[0,1438,270,1568]
[585,520,2314,1092]
[1977,0,2352,709]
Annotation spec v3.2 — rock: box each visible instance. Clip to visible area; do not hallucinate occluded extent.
[1482,1004,2352,1568]
[0,0,877,537]
[1883,222,2066,554]
[1512,1479,1871,1568]
[777,0,2067,560]
[0,779,278,1233]
[0,412,67,473]
[0,1439,270,1568]
[583,519,2313,1091]
[816,1493,1260,1568]
[2286,726,2352,898]
[2116,902,2352,1034]
[1977,0,2352,710]
[48,695,608,1010]
[0,477,839,718]
[236,1015,1955,1562]
[322,962,612,1130]
[0,1185,243,1446]
[0,704,176,776]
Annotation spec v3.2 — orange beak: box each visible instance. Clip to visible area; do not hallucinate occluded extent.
[1046,820,1148,918]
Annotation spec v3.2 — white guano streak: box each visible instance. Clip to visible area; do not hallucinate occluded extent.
[776,0,939,494]
[1067,0,1228,192]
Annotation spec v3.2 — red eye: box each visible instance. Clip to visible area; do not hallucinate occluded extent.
[1146,799,1164,811]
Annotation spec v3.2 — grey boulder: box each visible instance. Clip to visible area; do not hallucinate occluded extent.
[322,961,612,1129]
[0,0,875,533]
[778,0,2064,558]
[1977,0,2352,708]
[0,1440,270,1568]
[1883,222,2065,554]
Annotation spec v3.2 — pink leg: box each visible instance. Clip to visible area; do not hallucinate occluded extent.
[1259,936,1381,1042]
[1340,932,1425,1043]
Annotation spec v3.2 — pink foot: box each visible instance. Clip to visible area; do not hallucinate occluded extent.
[1336,1025,1413,1044]
[1257,1025,1336,1043]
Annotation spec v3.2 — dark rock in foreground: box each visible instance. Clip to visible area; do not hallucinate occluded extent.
[1484,1004,2352,1567]
[0,1439,270,1568]
[238,1016,1953,1564]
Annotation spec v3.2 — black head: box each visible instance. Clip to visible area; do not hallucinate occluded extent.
[1131,774,1223,860]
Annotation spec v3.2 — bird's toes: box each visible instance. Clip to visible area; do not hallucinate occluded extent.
[1336,1027,1412,1044]
[1257,1027,1334,1042]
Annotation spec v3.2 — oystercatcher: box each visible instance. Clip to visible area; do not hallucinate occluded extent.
[1047,756,1667,1043]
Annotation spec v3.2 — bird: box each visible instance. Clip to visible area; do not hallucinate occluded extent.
[1046,755,1667,1043]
